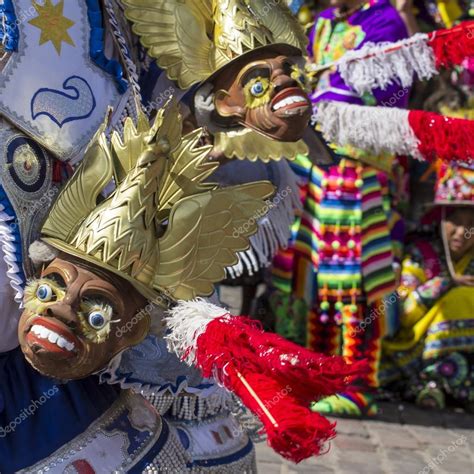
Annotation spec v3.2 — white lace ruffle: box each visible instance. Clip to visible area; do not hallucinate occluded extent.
[0,208,24,305]
[99,345,220,399]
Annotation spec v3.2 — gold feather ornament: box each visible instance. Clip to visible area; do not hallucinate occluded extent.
[122,0,307,90]
[41,100,274,302]
[122,0,311,159]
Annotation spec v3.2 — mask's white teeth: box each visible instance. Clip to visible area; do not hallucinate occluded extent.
[272,95,308,111]
[57,336,68,349]
[30,325,75,352]
[36,325,48,338]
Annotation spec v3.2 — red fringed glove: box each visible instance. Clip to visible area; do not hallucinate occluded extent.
[428,21,474,69]
[408,110,474,163]
[166,299,368,463]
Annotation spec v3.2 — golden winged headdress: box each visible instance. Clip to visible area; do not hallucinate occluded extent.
[122,0,308,89]
[41,101,274,301]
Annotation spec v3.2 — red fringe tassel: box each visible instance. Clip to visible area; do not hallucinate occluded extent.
[228,367,336,462]
[193,316,368,463]
[408,110,474,163]
[428,21,474,69]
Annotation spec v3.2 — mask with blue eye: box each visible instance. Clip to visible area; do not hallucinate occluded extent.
[19,258,152,380]
[291,65,310,94]
[36,283,54,302]
[250,80,266,97]
[22,278,65,316]
[88,310,108,330]
[79,300,115,343]
[244,77,272,108]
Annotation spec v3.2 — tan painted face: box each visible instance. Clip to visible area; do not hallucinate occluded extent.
[18,256,150,380]
[212,52,311,142]
[443,208,474,261]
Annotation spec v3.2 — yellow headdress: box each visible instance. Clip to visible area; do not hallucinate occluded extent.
[41,101,274,301]
[122,0,308,89]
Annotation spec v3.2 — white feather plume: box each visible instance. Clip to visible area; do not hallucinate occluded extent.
[165,298,231,365]
[28,240,59,266]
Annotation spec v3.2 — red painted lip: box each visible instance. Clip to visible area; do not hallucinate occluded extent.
[25,316,81,359]
[270,87,310,110]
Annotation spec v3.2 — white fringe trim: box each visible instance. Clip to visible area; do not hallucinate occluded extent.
[338,34,437,95]
[226,161,301,277]
[227,248,260,279]
[315,101,424,160]
[165,299,230,366]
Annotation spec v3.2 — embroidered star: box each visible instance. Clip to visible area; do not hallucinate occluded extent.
[29,0,75,55]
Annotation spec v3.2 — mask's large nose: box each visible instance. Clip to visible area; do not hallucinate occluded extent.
[43,276,83,328]
[272,71,298,93]
[272,60,299,93]
[45,303,78,329]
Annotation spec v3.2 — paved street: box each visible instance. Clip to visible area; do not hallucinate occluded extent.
[255,402,474,473]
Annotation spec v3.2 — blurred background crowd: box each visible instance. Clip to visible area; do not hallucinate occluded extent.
[222,0,474,418]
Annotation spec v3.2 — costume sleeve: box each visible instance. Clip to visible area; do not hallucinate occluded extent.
[307,15,366,105]
[311,10,410,107]
[399,242,451,328]
[0,121,49,353]
[398,248,428,328]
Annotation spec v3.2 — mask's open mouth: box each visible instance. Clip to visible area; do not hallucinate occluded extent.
[26,316,81,359]
[271,87,310,117]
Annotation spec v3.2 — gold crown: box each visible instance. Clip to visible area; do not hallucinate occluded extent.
[123,0,308,89]
[41,101,274,301]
